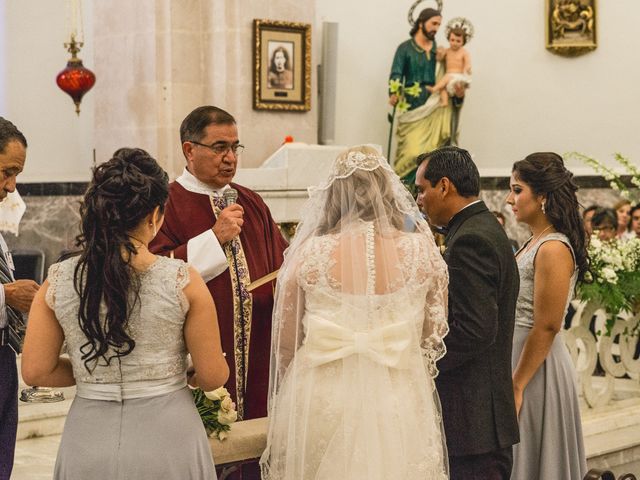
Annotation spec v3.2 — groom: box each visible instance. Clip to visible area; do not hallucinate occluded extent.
[415,146,519,479]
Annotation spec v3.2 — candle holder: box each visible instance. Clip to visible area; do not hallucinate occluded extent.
[20,386,65,403]
[56,34,96,115]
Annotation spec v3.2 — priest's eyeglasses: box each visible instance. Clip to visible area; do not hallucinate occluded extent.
[189,140,245,156]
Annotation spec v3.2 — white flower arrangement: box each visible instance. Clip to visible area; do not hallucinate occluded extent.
[192,386,238,441]
[579,236,640,335]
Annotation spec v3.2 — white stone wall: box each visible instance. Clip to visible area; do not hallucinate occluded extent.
[3,0,639,180]
[2,0,317,180]
[2,0,96,182]
[91,0,318,177]
[316,0,640,174]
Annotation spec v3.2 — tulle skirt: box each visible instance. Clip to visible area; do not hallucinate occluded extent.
[260,348,448,479]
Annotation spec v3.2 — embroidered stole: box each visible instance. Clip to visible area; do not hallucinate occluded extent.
[210,196,253,420]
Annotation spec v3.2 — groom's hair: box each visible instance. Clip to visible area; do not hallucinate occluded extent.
[417,146,480,197]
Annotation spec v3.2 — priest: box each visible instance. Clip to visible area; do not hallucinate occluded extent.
[150,106,287,428]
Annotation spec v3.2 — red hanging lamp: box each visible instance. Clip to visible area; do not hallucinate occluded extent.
[56,35,95,115]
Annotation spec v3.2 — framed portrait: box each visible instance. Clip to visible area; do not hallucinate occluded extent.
[546,0,597,57]
[253,19,311,111]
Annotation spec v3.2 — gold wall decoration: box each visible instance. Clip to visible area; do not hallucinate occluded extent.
[253,19,311,111]
[546,0,597,57]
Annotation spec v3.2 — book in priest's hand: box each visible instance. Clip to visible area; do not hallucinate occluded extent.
[247,269,279,292]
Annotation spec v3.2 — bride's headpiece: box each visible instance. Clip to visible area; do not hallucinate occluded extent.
[311,148,393,194]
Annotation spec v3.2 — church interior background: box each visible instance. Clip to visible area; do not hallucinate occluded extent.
[2,0,640,477]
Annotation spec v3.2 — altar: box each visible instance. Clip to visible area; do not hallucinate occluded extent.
[233,142,347,223]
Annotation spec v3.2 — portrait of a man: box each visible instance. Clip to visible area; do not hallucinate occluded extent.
[267,42,294,90]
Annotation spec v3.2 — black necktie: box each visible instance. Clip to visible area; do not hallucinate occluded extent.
[0,247,26,350]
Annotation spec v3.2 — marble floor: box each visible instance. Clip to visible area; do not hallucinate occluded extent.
[13,435,60,480]
[12,407,640,479]
[10,365,640,479]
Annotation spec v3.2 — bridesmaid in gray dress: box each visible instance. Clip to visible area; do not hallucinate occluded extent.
[21,148,229,479]
[506,152,589,480]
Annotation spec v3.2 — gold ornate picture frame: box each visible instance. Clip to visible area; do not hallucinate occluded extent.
[546,0,597,57]
[253,19,311,111]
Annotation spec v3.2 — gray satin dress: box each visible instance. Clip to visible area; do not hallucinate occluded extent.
[511,233,587,480]
[47,256,216,480]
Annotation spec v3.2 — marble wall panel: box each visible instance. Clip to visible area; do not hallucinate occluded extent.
[4,197,83,276]
[4,185,627,278]
[482,188,626,247]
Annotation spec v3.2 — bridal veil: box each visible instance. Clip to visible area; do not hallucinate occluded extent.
[260,145,450,479]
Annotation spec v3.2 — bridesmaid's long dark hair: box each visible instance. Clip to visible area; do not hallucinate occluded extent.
[512,152,589,282]
[74,148,169,372]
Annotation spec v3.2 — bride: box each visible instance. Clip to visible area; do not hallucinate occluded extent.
[260,145,450,479]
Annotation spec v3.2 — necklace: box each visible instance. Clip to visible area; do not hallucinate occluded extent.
[523,225,553,255]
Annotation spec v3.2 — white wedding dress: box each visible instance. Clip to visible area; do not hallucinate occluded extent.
[261,219,449,479]
[261,147,449,479]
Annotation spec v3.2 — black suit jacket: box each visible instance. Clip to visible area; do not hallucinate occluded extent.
[435,201,520,457]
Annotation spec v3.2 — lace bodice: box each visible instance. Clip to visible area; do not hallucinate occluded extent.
[297,226,432,317]
[290,224,448,375]
[46,256,190,384]
[515,233,577,329]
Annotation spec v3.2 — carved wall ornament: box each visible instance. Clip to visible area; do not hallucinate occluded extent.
[546,0,597,57]
[564,301,639,408]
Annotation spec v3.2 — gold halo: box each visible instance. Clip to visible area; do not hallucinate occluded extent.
[445,16,475,43]
[407,0,444,26]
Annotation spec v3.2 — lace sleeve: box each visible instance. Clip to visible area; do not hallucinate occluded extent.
[45,262,62,310]
[418,233,449,378]
[267,240,308,410]
[176,261,191,315]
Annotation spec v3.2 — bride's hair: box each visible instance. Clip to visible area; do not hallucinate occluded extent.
[73,148,169,372]
[318,145,405,235]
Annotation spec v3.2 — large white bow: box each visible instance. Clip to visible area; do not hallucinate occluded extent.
[303,315,412,369]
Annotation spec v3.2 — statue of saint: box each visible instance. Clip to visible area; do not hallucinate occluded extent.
[388,9,472,185]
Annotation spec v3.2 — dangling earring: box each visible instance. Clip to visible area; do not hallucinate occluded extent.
[150,221,157,238]
[541,202,546,215]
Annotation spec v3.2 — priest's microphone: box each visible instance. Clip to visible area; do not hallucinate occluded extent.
[223,188,238,207]
[223,188,240,256]
[223,187,247,399]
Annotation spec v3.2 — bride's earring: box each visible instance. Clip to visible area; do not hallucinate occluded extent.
[150,221,157,238]
[541,201,546,215]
